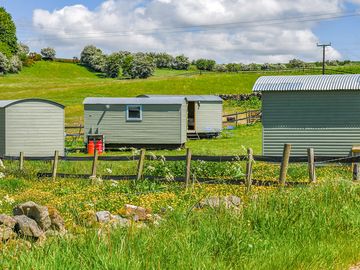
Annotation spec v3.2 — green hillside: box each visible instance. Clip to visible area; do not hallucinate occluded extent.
[0,61,359,124]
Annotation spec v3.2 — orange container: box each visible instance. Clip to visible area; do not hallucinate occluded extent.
[96,140,103,155]
[87,140,95,155]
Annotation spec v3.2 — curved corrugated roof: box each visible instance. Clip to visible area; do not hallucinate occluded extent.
[253,74,360,91]
[0,99,65,108]
[83,97,186,105]
[138,94,223,102]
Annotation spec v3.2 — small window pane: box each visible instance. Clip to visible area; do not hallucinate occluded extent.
[127,105,142,121]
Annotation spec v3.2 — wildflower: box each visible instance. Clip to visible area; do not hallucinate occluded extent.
[3,195,15,205]
[159,155,166,164]
[147,166,155,172]
[0,159,4,169]
[0,172,5,179]
[149,152,157,160]
[111,180,118,187]
[105,168,113,174]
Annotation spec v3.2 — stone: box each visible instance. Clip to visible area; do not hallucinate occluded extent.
[13,201,51,230]
[47,206,66,233]
[0,214,16,229]
[124,204,151,221]
[198,195,242,210]
[14,215,44,238]
[110,215,130,228]
[96,211,112,223]
[0,225,16,241]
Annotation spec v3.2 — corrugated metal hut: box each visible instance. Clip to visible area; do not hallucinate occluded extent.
[253,74,360,156]
[138,95,223,137]
[83,97,187,148]
[0,99,65,157]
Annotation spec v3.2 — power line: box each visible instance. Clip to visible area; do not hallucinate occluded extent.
[20,12,360,43]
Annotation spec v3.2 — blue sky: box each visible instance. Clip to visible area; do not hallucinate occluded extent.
[1,0,360,63]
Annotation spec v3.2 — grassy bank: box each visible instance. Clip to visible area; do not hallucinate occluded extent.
[1,181,360,269]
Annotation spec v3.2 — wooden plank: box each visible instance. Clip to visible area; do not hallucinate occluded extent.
[19,152,24,171]
[245,148,253,193]
[185,148,192,189]
[279,144,292,186]
[52,150,59,181]
[91,148,99,178]
[136,149,146,181]
[307,148,316,183]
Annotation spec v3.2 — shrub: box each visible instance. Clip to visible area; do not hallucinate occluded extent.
[287,58,305,69]
[0,7,18,56]
[8,55,22,73]
[195,58,216,71]
[172,55,190,70]
[80,45,106,72]
[0,52,9,73]
[104,53,122,78]
[122,55,155,79]
[226,63,242,72]
[214,64,227,72]
[154,52,174,68]
[41,47,56,60]
[29,52,42,61]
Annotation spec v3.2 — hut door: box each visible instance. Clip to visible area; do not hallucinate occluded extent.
[188,101,195,130]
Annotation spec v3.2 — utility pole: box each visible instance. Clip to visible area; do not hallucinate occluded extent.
[317,43,331,75]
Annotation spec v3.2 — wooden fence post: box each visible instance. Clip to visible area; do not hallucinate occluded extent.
[352,146,360,181]
[235,112,238,127]
[19,152,24,171]
[185,148,192,189]
[245,148,253,193]
[52,150,59,181]
[307,148,316,183]
[136,149,146,181]
[91,148,98,178]
[279,144,291,186]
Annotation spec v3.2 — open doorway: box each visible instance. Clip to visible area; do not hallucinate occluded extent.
[188,101,195,131]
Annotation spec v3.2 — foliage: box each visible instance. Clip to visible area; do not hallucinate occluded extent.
[0,52,9,73]
[0,7,18,57]
[154,52,174,68]
[80,45,106,72]
[41,47,56,60]
[172,55,190,70]
[195,58,216,71]
[214,64,227,72]
[287,58,305,68]
[8,55,22,73]
[104,53,122,78]
[122,55,156,79]
[226,63,242,72]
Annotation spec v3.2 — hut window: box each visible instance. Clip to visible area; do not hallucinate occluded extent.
[126,105,142,121]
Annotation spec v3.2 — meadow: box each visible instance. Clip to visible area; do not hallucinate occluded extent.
[1,61,360,269]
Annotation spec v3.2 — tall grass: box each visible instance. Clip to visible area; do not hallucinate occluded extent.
[2,181,360,269]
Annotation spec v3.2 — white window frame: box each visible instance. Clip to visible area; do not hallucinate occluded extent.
[126,105,143,121]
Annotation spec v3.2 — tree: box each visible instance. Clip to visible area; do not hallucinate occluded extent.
[287,58,305,69]
[104,53,122,78]
[226,63,242,72]
[41,47,56,60]
[154,52,174,68]
[172,55,190,70]
[214,64,227,72]
[195,58,216,71]
[0,7,18,57]
[80,45,106,72]
[0,52,9,74]
[122,55,155,79]
[8,55,22,73]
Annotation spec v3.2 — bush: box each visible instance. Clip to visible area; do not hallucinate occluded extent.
[226,63,242,72]
[287,58,305,69]
[195,58,216,71]
[0,7,18,56]
[41,47,56,60]
[0,52,9,73]
[29,52,42,61]
[154,52,174,68]
[214,64,227,72]
[122,55,155,79]
[104,53,122,78]
[8,55,22,73]
[80,45,106,72]
[172,55,190,70]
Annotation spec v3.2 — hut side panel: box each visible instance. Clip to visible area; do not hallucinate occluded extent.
[262,91,360,156]
[195,102,223,133]
[181,102,187,143]
[84,104,184,145]
[0,109,5,156]
[5,102,64,156]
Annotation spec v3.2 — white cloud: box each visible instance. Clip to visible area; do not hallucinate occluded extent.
[29,0,356,63]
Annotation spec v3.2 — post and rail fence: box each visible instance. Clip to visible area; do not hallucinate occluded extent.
[2,144,360,189]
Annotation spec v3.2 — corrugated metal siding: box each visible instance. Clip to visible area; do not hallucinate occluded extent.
[0,109,5,156]
[84,104,184,145]
[195,102,223,133]
[253,74,360,92]
[5,102,64,156]
[262,91,360,156]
